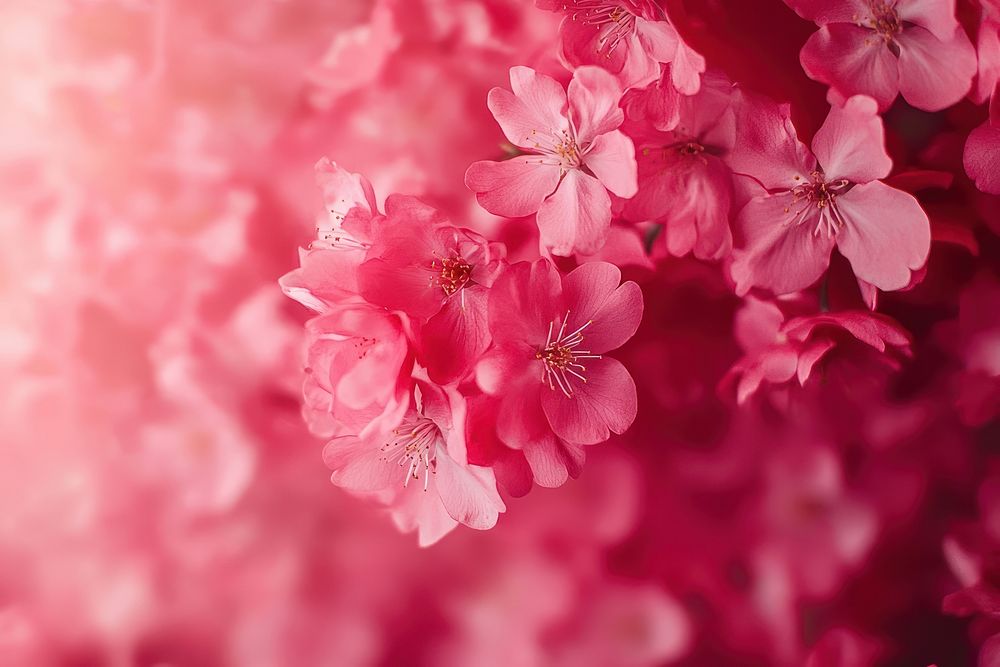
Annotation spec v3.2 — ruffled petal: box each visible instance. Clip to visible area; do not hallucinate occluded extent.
[540,357,637,445]
[896,25,977,111]
[800,23,900,111]
[811,95,892,183]
[536,170,613,256]
[465,158,561,218]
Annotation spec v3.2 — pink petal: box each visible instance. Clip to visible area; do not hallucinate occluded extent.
[323,434,396,493]
[487,66,568,149]
[421,286,491,385]
[584,130,638,198]
[498,382,551,449]
[522,436,585,488]
[800,23,900,111]
[964,120,1000,194]
[899,0,962,41]
[540,357,637,445]
[568,66,625,146]
[485,260,562,348]
[563,263,644,355]
[834,181,931,291]
[731,193,836,295]
[784,0,869,23]
[896,25,977,111]
[465,158,561,218]
[358,257,440,320]
[314,157,377,219]
[811,95,892,183]
[537,170,613,256]
[433,452,505,530]
[728,94,814,190]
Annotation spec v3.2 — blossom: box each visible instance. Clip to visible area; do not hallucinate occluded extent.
[536,0,705,93]
[279,158,379,312]
[358,195,505,384]
[788,0,978,111]
[301,304,413,437]
[475,260,642,485]
[722,297,912,404]
[728,94,931,296]
[465,66,638,256]
[619,68,737,260]
[323,380,505,546]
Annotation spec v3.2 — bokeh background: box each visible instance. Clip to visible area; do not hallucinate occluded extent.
[1,1,998,665]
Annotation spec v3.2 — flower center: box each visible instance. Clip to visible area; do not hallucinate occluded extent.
[786,172,852,238]
[677,141,705,157]
[565,1,638,54]
[535,311,602,398]
[380,417,440,491]
[857,2,902,47]
[431,255,473,297]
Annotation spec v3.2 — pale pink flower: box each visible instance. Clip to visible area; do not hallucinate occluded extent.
[279,158,378,312]
[465,66,638,256]
[475,260,642,486]
[536,0,705,93]
[323,380,505,546]
[358,195,505,384]
[788,0,978,111]
[728,94,931,295]
[620,68,737,260]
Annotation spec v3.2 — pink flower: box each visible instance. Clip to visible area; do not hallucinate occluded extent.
[965,94,1000,195]
[728,94,931,295]
[722,297,911,404]
[323,380,505,546]
[301,304,413,437]
[619,68,737,260]
[789,0,977,111]
[358,195,505,384]
[536,0,705,93]
[465,66,638,256]
[475,260,642,486]
[279,158,379,312]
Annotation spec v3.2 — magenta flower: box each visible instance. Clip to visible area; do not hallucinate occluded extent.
[465,66,638,256]
[357,195,505,384]
[475,260,642,485]
[788,0,977,111]
[536,0,705,93]
[323,380,505,547]
[728,94,931,296]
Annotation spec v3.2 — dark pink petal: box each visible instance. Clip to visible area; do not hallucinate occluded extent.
[498,382,551,449]
[731,193,836,295]
[537,170,613,256]
[540,357,638,445]
[358,257,440,319]
[487,66,568,149]
[421,287,491,385]
[476,343,534,395]
[568,66,625,146]
[796,339,836,385]
[563,263,644,355]
[964,120,1000,195]
[800,24,900,111]
[584,130,638,198]
[433,453,505,530]
[729,94,815,190]
[784,0,868,23]
[465,158,561,218]
[812,95,892,183]
[485,261,562,348]
[637,19,705,95]
[834,181,931,291]
[522,436,585,488]
[896,25,977,111]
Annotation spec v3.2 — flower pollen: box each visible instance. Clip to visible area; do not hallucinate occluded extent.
[536,311,603,398]
[380,417,440,491]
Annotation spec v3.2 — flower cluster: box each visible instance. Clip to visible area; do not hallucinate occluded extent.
[3,0,1000,665]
